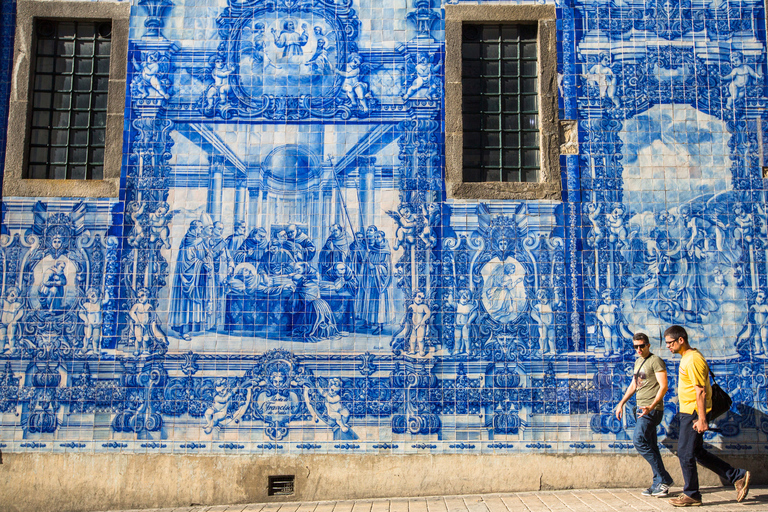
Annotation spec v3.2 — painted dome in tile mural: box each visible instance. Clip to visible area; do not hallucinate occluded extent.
[260,144,321,190]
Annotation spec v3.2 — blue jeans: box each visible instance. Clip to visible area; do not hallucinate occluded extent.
[633,408,673,487]
[677,412,746,500]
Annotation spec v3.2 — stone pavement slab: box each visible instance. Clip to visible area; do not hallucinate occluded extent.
[99,486,768,512]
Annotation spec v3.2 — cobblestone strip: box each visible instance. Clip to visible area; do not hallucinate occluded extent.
[498,493,532,512]
[443,496,469,512]
[370,499,391,512]
[408,497,429,512]
[462,495,491,512]
[425,496,448,512]
[479,495,511,512]
[350,500,373,512]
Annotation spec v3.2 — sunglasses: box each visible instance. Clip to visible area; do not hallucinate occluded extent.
[633,343,648,349]
[665,339,680,345]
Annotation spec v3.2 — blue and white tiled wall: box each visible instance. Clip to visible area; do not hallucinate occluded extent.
[0,0,767,456]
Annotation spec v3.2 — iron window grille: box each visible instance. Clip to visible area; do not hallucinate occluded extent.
[462,24,540,183]
[27,19,111,180]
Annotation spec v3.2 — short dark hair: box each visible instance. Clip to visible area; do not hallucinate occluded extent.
[664,325,688,343]
[632,332,649,344]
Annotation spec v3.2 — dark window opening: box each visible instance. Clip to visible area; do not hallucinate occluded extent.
[27,19,111,180]
[462,24,539,183]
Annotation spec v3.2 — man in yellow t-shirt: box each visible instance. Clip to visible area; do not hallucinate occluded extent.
[664,325,751,507]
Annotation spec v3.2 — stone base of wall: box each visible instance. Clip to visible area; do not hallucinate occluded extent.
[1,453,766,512]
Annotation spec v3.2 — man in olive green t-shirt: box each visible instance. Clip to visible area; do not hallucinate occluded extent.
[615,332,673,497]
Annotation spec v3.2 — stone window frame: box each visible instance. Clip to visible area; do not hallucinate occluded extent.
[445,5,561,201]
[3,0,129,198]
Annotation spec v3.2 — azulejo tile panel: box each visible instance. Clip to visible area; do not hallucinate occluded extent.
[0,0,766,456]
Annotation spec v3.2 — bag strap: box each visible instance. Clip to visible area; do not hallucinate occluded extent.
[709,367,719,385]
[634,355,649,378]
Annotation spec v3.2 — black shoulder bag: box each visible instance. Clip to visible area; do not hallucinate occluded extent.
[706,368,732,422]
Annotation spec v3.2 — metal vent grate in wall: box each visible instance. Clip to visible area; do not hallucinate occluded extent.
[268,475,295,496]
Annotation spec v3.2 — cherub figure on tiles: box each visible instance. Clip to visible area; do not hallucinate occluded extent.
[732,202,755,248]
[391,290,432,356]
[203,56,234,116]
[126,201,177,249]
[530,289,556,356]
[752,292,768,356]
[605,203,628,248]
[402,52,442,101]
[203,378,234,434]
[444,289,478,356]
[202,378,250,434]
[0,287,23,354]
[78,287,109,355]
[736,291,768,357]
[420,203,440,249]
[303,377,357,440]
[387,204,419,251]
[131,50,171,100]
[594,290,633,358]
[128,288,168,356]
[584,202,604,248]
[721,51,763,113]
[335,53,375,113]
[586,52,620,109]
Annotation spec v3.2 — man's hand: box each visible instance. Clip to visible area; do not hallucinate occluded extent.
[615,403,624,420]
[637,406,652,417]
[693,417,709,434]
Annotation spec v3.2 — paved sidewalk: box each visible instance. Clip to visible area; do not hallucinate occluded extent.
[101,486,768,512]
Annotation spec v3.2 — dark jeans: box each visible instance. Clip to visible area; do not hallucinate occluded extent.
[633,408,673,486]
[677,412,747,500]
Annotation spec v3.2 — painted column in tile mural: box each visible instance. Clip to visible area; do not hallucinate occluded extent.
[0,0,766,457]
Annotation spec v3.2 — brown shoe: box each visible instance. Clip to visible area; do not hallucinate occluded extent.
[669,494,702,507]
[735,471,751,502]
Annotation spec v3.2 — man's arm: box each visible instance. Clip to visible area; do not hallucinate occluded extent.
[638,370,667,417]
[693,384,708,433]
[615,379,637,420]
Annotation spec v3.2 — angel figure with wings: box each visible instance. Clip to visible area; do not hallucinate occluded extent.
[386,204,419,250]
[302,377,357,439]
[202,378,252,434]
[147,202,178,249]
[586,52,619,109]
[131,51,171,100]
[420,203,440,248]
[126,201,146,247]
[402,52,442,100]
[334,53,375,113]
[304,26,335,75]
[203,56,235,115]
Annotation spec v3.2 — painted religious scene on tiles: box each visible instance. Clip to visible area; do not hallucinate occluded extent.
[0,0,767,456]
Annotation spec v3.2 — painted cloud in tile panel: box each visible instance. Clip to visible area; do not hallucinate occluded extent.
[622,105,733,210]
